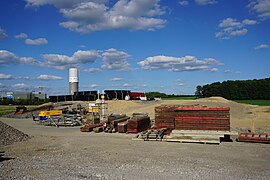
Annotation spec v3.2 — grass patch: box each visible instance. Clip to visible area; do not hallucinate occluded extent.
[233,100,270,106]
[0,105,36,115]
[162,96,197,100]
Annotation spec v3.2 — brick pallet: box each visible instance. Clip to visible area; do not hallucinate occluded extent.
[118,121,128,133]
[155,105,230,132]
[175,107,230,131]
[127,116,151,133]
[155,105,185,130]
[237,133,270,143]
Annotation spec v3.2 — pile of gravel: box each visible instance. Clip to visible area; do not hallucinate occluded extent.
[0,121,29,146]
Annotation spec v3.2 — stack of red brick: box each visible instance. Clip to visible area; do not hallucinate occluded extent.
[118,121,128,133]
[155,105,230,132]
[127,116,151,133]
[175,107,230,131]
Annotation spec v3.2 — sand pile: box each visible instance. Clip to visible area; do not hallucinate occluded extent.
[106,97,270,132]
[0,121,29,146]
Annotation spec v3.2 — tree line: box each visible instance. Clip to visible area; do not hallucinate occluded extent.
[195,77,270,100]
[0,98,49,105]
[145,92,194,99]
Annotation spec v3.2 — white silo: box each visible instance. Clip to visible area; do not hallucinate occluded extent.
[69,68,79,95]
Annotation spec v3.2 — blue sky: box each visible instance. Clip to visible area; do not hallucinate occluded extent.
[0,0,269,95]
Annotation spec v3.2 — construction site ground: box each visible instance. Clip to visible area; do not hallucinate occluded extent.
[1,98,270,179]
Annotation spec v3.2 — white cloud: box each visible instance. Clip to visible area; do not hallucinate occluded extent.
[110,77,124,81]
[0,73,63,81]
[42,50,100,69]
[0,73,13,79]
[19,57,40,66]
[229,28,248,36]
[15,33,28,39]
[179,1,189,6]
[12,83,28,89]
[0,27,8,40]
[27,0,166,33]
[0,50,18,64]
[0,50,41,66]
[178,83,184,86]
[25,38,48,45]
[72,50,100,64]
[137,84,147,87]
[90,84,98,88]
[123,83,132,87]
[37,74,63,80]
[83,67,100,73]
[218,18,241,28]
[224,70,241,74]
[138,55,222,72]
[216,18,257,39]
[0,48,131,71]
[101,48,131,71]
[242,19,257,25]
[248,0,270,20]
[25,0,105,8]
[209,68,218,72]
[254,44,269,50]
[195,0,217,5]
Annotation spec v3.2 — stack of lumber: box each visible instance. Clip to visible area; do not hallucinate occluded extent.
[174,107,230,131]
[118,121,128,133]
[127,116,151,133]
[80,122,104,132]
[237,133,270,144]
[104,114,130,133]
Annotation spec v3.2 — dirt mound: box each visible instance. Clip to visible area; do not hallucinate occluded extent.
[203,96,230,102]
[0,121,29,146]
[106,98,270,133]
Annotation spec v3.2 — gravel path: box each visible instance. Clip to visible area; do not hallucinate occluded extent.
[1,116,270,180]
[1,133,270,179]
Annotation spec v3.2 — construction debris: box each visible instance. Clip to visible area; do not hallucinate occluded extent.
[0,121,29,146]
[237,133,270,144]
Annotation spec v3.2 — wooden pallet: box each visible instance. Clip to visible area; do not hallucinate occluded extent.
[165,138,220,144]
[164,130,238,145]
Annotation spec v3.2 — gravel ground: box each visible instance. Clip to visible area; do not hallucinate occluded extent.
[1,119,270,180]
[1,96,270,180]
[0,121,29,146]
